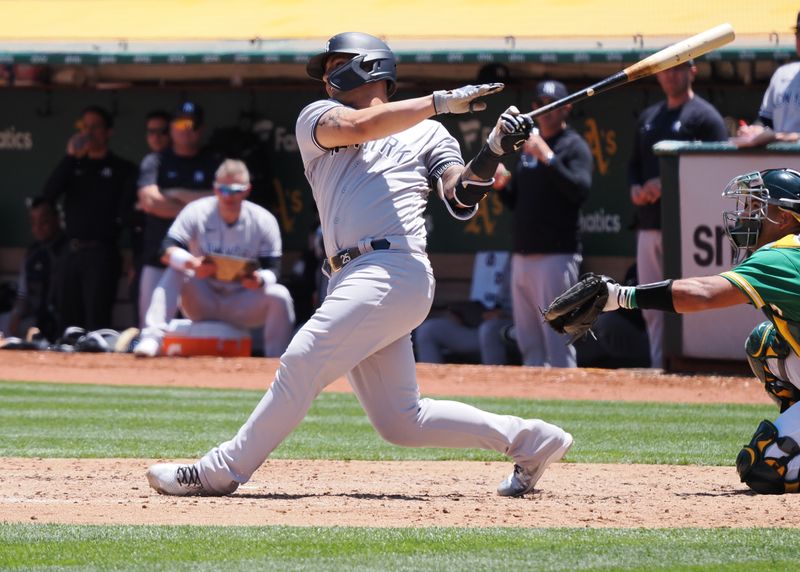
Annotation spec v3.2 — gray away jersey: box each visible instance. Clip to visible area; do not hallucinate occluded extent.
[760,62,800,132]
[296,99,463,256]
[167,196,282,289]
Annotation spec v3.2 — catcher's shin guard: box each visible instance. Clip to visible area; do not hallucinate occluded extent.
[736,420,800,494]
[745,322,800,413]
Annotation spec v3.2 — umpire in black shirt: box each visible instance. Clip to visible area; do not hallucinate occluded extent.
[43,105,137,333]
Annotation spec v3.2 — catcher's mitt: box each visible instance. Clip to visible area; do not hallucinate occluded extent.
[542,273,614,342]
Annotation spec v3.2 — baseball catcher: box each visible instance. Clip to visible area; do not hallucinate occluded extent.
[545,168,800,494]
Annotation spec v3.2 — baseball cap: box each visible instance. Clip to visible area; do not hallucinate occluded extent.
[534,80,569,104]
[172,101,204,130]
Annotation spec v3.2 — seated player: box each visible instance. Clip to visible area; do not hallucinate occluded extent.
[135,159,294,357]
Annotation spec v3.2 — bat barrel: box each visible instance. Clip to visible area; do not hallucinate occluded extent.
[521,23,735,121]
[625,23,735,81]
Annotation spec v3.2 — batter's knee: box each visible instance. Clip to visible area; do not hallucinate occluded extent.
[736,420,800,494]
[370,405,426,447]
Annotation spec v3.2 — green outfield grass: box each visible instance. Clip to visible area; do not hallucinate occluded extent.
[0,380,789,571]
[1,524,798,571]
[0,380,774,464]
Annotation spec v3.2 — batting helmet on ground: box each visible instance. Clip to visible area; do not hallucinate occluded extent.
[306,32,397,96]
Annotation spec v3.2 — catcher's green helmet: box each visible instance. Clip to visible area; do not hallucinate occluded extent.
[722,168,800,262]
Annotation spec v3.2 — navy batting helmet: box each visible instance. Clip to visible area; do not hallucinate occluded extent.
[723,168,800,261]
[306,32,397,96]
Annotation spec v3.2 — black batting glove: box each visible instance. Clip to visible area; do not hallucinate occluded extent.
[487,106,535,155]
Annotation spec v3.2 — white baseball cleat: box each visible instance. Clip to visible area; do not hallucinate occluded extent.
[147,463,213,496]
[497,431,573,497]
[133,336,160,357]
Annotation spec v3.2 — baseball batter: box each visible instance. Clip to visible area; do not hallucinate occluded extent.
[147,32,572,498]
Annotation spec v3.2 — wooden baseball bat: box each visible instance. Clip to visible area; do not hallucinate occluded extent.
[522,23,735,120]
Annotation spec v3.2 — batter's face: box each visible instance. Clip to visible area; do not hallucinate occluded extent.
[321,54,385,106]
[322,54,352,97]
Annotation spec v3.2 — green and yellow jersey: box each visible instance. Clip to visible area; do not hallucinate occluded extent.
[722,234,800,355]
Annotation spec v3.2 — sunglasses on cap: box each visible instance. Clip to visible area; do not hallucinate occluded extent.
[215,183,249,196]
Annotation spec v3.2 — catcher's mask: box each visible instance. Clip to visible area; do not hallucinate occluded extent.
[306,32,397,96]
[722,168,800,263]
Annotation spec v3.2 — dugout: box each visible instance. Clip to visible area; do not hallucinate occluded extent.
[0,1,796,342]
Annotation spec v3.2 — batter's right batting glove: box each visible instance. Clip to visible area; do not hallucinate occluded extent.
[487,106,535,155]
[433,83,504,114]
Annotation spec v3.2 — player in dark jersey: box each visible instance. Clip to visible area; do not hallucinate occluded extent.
[43,105,137,333]
[135,102,221,328]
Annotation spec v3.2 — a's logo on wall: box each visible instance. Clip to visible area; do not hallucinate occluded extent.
[0,126,33,150]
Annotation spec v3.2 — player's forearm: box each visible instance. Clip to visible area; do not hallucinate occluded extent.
[604,275,747,314]
[671,276,749,312]
[315,97,434,148]
[143,200,184,218]
[138,186,185,218]
[440,165,467,198]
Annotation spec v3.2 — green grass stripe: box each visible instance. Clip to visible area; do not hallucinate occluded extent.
[0,380,775,464]
[1,524,798,571]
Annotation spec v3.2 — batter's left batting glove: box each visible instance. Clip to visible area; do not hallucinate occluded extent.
[433,83,504,114]
[487,106,535,155]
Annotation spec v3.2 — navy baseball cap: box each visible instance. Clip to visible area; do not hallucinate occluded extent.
[173,101,204,129]
[534,80,569,104]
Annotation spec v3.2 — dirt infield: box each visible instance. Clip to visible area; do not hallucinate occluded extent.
[1,351,791,528]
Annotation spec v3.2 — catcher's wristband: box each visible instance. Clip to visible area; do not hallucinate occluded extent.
[636,280,676,312]
[608,280,675,312]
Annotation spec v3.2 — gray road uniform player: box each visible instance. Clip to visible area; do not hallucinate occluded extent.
[146,32,572,498]
[138,192,295,358]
